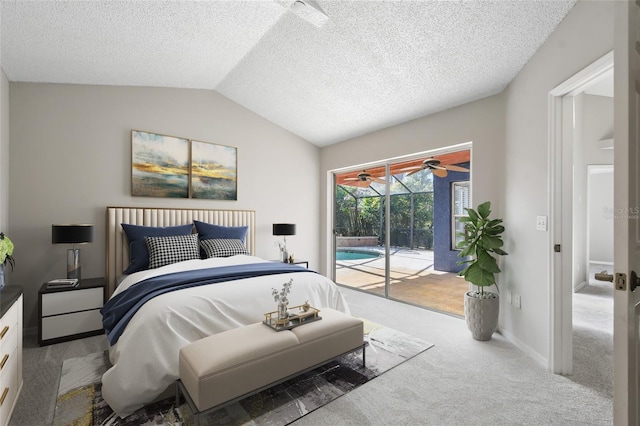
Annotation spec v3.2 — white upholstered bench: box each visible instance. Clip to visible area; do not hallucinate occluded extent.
[176,308,365,425]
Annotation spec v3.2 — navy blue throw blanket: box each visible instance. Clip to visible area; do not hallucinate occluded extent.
[101,262,311,345]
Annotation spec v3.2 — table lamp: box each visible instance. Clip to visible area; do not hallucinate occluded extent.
[272,223,296,262]
[52,224,94,281]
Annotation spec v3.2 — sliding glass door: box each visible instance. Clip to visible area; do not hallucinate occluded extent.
[334,169,387,294]
[333,149,471,316]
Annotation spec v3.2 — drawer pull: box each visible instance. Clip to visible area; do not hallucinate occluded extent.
[0,387,8,406]
[0,326,8,340]
[0,354,9,370]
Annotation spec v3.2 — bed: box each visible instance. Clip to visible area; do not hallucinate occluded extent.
[101,207,349,418]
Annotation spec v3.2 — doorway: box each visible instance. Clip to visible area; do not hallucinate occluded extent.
[573,166,614,393]
[549,51,614,375]
[332,148,471,316]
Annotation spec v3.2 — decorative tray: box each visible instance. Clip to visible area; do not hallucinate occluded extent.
[263,305,322,331]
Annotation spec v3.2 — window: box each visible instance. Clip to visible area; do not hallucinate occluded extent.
[452,181,470,249]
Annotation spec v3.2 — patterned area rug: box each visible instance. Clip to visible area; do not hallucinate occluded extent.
[52,320,433,426]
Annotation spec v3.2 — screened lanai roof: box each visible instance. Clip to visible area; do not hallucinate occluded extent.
[339,173,433,198]
[336,150,470,197]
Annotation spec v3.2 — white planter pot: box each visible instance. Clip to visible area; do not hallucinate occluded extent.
[464,291,499,341]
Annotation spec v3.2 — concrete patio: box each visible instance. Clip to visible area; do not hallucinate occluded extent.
[335,246,468,316]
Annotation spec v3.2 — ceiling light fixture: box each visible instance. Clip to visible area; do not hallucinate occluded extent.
[291,0,307,13]
[289,0,329,28]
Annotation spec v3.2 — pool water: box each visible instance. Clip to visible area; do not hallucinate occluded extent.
[336,250,381,261]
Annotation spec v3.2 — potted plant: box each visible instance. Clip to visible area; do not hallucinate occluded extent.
[0,233,15,290]
[457,201,507,341]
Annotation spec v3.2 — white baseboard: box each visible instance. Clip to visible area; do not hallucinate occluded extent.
[498,326,548,369]
[574,280,588,292]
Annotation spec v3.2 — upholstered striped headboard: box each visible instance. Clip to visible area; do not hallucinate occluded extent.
[106,206,256,297]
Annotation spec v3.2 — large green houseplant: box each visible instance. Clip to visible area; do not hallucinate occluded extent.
[457,201,507,341]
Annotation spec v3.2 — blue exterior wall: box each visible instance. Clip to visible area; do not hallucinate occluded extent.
[433,162,470,272]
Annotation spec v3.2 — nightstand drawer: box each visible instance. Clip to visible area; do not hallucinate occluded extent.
[0,303,18,343]
[42,287,103,316]
[0,302,18,376]
[0,326,16,378]
[41,309,103,341]
[0,347,18,426]
[39,278,105,346]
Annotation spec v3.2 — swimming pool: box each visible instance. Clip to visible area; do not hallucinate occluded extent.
[336,249,381,261]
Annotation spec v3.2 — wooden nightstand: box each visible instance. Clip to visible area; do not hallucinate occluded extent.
[38,277,105,346]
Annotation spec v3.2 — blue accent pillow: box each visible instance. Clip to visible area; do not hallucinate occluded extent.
[121,223,194,274]
[193,221,248,243]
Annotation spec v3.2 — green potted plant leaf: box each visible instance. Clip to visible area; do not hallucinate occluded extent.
[0,233,15,290]
[457,201,507,341]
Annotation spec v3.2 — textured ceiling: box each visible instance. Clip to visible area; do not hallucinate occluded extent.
[1,0,577,147]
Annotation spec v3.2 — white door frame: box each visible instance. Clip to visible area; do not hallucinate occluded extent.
[548,51,614,374]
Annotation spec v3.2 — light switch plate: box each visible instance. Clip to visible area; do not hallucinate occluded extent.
[536,215,547,231]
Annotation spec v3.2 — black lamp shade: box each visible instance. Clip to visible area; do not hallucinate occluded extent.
[52,224,95,244]
[272,223,296,236]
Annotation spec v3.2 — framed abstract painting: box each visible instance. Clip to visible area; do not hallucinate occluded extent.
[131,130,189,198]
[190,140,238,200]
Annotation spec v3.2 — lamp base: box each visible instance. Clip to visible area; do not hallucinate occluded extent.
[67,248,81,281]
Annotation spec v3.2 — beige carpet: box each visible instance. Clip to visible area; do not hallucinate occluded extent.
[52,321,433,426]
[11,273,612,425]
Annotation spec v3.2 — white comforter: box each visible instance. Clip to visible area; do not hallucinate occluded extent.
[101,255,349,418]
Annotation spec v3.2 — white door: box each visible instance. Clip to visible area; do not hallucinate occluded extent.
[613,1,640,424]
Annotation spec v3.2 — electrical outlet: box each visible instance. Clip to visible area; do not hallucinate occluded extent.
[514,294,521,309]
[536,216,547,231]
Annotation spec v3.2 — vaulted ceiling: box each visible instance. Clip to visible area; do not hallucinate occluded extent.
[1,0,577,147]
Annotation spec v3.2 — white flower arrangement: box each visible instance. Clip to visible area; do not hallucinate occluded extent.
[272,278,293,305]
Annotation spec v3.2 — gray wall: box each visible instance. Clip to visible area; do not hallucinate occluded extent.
[582,95,614,266]
[588,166,613,264]
[8,83,320,331]
[0,70,8,232]
[321,0,613,365]
[319,92,506,278]
[573,93,614,286]
[501,0,613,360]
[0,0,3,233]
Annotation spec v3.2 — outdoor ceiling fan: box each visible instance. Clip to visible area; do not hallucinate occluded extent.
[341,170,385,187]
[398,157,469,178]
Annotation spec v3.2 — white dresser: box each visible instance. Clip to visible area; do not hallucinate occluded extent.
[0,288,23,426]
[38,278,105,346]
